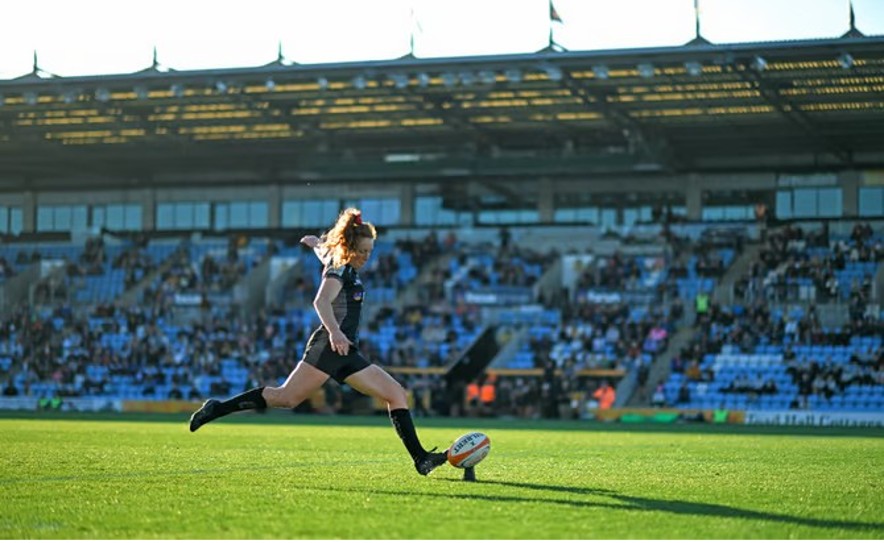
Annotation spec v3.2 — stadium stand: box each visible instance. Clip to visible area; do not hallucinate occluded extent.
[1,32,883,425]
[661,223,883,413]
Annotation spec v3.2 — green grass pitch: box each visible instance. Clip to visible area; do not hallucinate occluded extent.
[2,412,882,539]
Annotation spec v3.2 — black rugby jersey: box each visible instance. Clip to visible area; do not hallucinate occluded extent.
[321,263,365,342]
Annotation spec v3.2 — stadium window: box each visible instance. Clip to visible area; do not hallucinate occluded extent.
[36,205,88,232]
[157,202,210,231]
[519,209,540,223]
[793,189,817,217]
[776,188,842,219]
[193,204,210,229]
[477,210,498,224]
[702,208,722,221]
[816,188,842,217]
[553,206,599,224]
[725,206,752,220]
[0,206,22,235]
[92,204,142,231]
[623,208,639,226]
[214,203,228,231]
[125,205,141,230]
[858,187,884,217]
[10,208,22,235]
[623,206,653,226]
[249,202,268,228]
[228,202,249,228]
[415,196,440,225]
[93,207,105,228]
[281,199,341,227]
[156,203,174,230]
[600,208,618,228]
[213,201,268,230]
[348,198,400,226]
[106,205,125,230]
[776,191,792,219]
[175,203,195,229]
[36,207,53,232]
[414,196,471,226]
[73,207,88,230]
[477,209,539,225]
[55,207,72,231]
[701,205,753,221]
[281,201,299,227]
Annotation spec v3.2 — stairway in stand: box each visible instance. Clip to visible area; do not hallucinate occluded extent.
[626,240,762,406]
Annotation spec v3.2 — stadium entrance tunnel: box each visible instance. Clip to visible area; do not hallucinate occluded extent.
[444,325,500,389]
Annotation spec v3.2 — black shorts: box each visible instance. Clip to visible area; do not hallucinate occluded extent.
[302,328,371,383]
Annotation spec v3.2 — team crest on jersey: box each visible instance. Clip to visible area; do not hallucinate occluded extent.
[353,291,364,302]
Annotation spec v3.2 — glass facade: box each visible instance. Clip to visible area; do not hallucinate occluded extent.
[701,205,755,221]
[36,205,88,232]
[477,209,540,224]
[8,182,873,235]
[776,187,842,219]
[0,206,23,235]
[215,201,269,230]
[345,198,401,226]
[553,206,599,224]
[414,196,472,226]
[92,204,142,231]
[858,187,884,217]
[281,199,341,228]
[156,202,211,230]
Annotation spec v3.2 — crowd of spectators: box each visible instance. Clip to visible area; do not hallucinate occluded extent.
[113,245,157,290]
[360,305,480,369]
[734,222,881,304]
[575,251,665,293]
[665,292,883,409]
[62,237,106,277]
[2,221,881,419]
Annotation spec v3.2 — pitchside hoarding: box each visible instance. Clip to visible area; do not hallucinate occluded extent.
[744,410,884,428]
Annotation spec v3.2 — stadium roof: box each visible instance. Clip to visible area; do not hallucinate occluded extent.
[1,35,884,191]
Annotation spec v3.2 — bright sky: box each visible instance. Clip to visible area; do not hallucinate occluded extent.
[0,0,882,79]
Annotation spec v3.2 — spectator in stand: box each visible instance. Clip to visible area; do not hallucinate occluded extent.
[685,360,703,382]
[676,381,691,404]
[651,380,666,407]
[3,380,19,396]
[465,379,481,417]
[592,380,616,410]
[695,291,710,325]
[498,227,511,252]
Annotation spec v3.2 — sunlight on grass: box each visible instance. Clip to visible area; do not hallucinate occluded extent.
[2,417,882,538]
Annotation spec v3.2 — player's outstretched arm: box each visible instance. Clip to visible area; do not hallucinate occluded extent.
[301,235,330,264]
[300,235,320,248]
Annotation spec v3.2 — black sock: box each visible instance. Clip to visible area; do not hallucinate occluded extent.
[215,387,267,418]
[389,408,426,462]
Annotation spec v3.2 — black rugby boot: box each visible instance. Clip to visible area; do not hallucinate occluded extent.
[189,399,220,432]
[415,447,448,476]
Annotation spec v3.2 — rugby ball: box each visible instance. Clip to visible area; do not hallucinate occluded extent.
[447,431,491,469]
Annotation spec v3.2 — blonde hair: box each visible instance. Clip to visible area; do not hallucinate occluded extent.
[320,208,377,268]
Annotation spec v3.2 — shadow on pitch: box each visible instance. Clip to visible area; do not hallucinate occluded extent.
[7,464,882,534]
[0,461,387,486]
[469,479,884,532]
